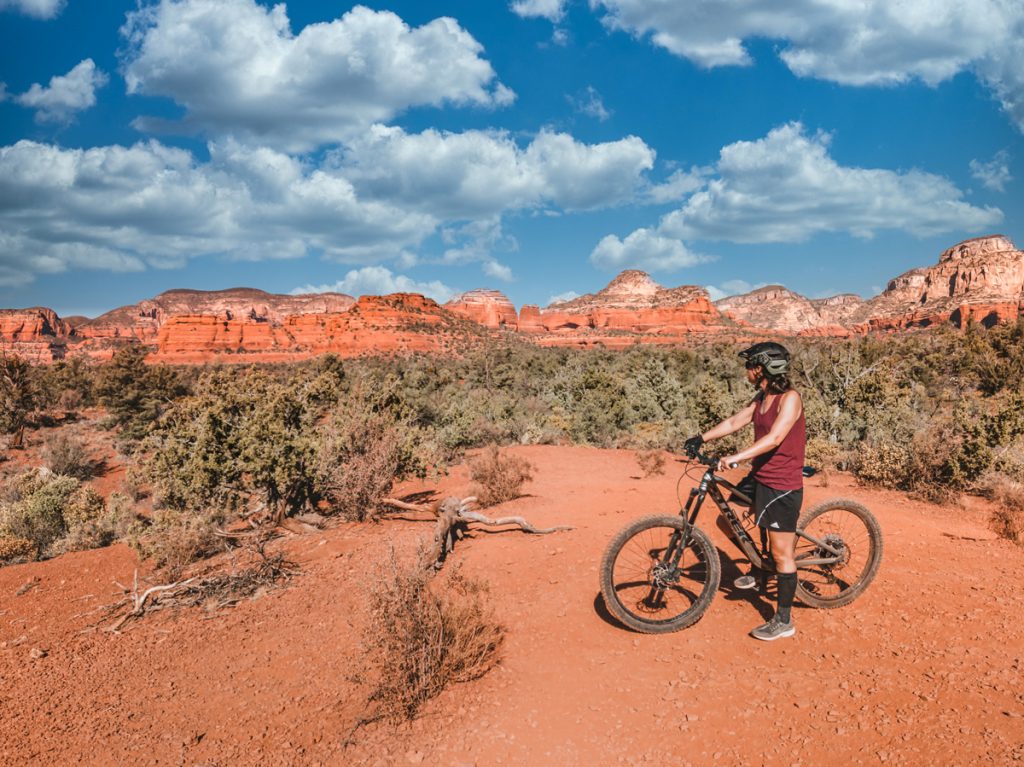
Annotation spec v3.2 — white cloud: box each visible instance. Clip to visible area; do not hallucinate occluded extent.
[511,0,568,22]
[590,227,711,271]
[660,122,1002,242]
[120,0,514,151]
[591,0,1024,131]
[291,267,456,304]
[568,85,611,121]
[339,124,655,218]
[548,290,580,304]
[15,59,108,123]
[645,167,707,204]
[483,260,514,282]
[0,123,657,286]
[0,139,436,287]
[970,150,1013,192]
[706,279,768,301]
[0,0,63,18]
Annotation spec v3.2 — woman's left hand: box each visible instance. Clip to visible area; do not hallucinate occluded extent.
[717,455,740,472]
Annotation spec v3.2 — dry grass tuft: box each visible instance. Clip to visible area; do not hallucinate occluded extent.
[635,449,666,477]
[361,552,504,723]
[468,445,534,507]
[980,471,1024,546]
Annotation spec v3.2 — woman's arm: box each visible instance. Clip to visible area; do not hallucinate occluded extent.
[701,399,757,442]
[718,391,802,470]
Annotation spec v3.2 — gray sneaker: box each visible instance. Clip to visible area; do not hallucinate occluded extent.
[750,615,795,641]
[733,575,757,590]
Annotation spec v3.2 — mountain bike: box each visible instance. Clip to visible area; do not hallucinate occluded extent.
[599,451,883,633]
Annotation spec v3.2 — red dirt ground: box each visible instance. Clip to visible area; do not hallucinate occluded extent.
[1,445,1022,766]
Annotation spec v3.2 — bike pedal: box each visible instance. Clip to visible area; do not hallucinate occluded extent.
[733,575,757,590]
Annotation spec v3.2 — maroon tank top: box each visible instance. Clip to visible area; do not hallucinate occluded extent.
[751,391,805,491]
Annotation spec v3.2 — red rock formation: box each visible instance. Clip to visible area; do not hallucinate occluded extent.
[0,308,74,363]
[717,286,829,334]
[153,293,483,364]
[4,236,1022,364]
[851,235,1024,331]
[445,289,518,329]
[525,271,729,342]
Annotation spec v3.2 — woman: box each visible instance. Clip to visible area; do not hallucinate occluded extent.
[684,341,805,641]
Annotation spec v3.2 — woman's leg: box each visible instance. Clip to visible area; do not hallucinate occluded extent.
[768,530,797,623]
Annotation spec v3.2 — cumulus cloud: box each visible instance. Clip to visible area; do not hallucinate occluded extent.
[590,227,711,271]
[120,0,514,151]
[511,0,568,22]
[548,290,580,304]
[644,167,708,204]
[660,122,1002,242]
[0,139,436,287]
[590,0,1024,131]
[291,266,456,303]
[970,151,1013,192]
[594,121,1002,275]
[339,125,655,218]
[482,260,514,282]
[15,59,108,123]
[568,85,611,121]
[0,0,63,18]
[0,123,657,286]
[705,279,768,301]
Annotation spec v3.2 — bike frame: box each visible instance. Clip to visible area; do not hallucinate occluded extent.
[679,463,847,571]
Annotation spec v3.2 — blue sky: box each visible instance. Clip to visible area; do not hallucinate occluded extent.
[0,0,1021,317]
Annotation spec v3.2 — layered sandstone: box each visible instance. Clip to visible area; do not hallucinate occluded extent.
[716,286,827,334]
[153,293,481,364]
[0,308,73,363]
[850,235,1024,331]
[445,290,518,329]
[524,271,728,343]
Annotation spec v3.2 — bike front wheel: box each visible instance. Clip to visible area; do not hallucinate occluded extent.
[795,498,883,609]
[600,515,721,633]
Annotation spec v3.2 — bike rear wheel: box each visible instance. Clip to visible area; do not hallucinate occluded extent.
[795,498,882,609]
[600,515,720,633]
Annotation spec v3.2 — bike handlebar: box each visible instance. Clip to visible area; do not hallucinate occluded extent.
[685,449,737,470]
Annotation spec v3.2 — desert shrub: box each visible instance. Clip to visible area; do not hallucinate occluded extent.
[0,471,80,553]
[35,357,95,411]
[635,449,666,477]
[62,485,105,528]
[95,345,187,444]
[0,535,36,564]
[43,433,100,479]
[0,353,37,442]
[468,445,534,507]
[318,407,412,522]
[362,556,504,723]
[978,470,1024,546]
[805,436,845,471]
[52,492,142,556]
[129,508,225,579]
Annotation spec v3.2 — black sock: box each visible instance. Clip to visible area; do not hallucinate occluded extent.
[776,572,797,623]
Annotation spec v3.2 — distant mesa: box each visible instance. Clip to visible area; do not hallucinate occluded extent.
[1,235,1021,364]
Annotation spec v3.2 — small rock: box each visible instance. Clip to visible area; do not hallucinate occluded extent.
[29,647,47,659]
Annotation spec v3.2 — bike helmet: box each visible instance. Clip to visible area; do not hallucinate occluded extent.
[739,341,791,376]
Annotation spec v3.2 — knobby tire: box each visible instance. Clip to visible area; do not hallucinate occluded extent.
[795,498,883,609]
[599,515,721,634]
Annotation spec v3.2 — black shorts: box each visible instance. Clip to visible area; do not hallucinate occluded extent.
[753,480,803,533]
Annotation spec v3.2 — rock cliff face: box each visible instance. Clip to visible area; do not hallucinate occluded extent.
[0,308,74,363]
[716,235,1023,334]
[849,235,1024,331]
[153,293,482,363]
[2,236,1021,364]
[521,271,729,347]
[445,290,519,329]
[717,286,830,334]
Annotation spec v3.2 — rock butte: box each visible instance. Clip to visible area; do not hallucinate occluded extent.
[1,236,1021,364]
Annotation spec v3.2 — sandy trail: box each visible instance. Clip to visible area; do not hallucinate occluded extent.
[1,445,1021,766]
